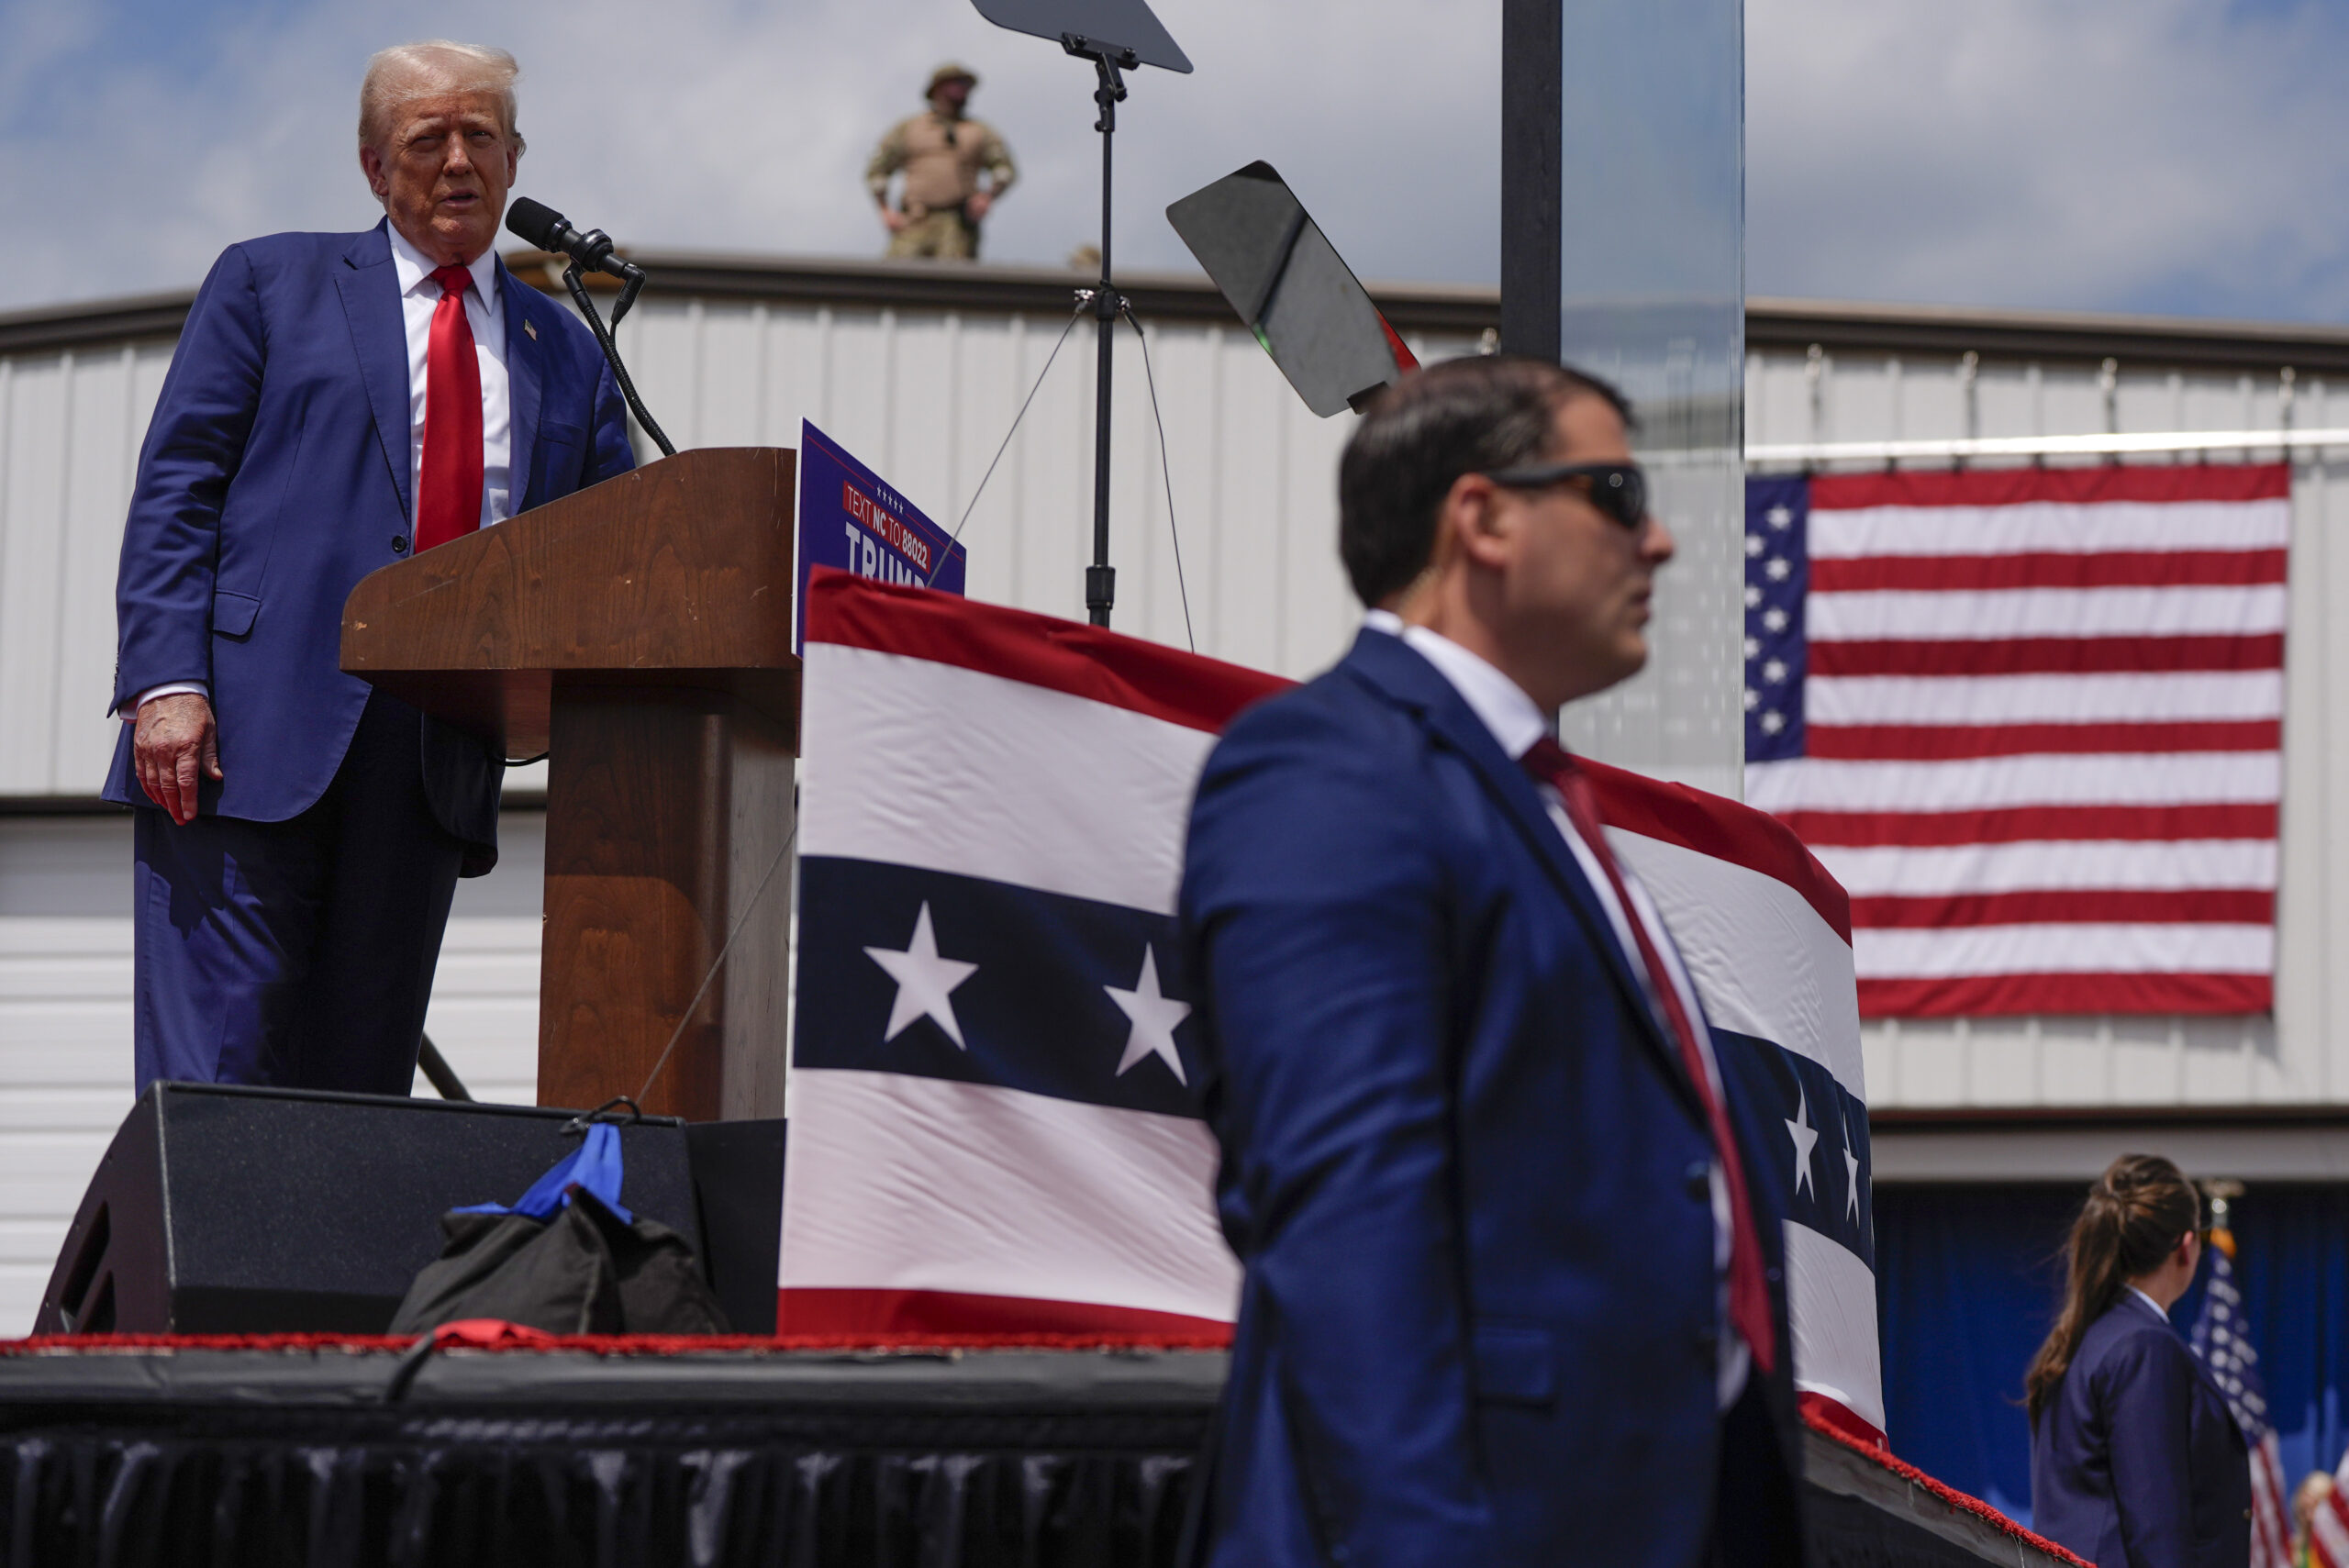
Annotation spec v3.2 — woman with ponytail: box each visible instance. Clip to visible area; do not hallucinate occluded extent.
[2028,1154,2251,1568]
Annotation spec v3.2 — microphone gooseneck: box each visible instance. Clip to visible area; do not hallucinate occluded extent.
[503,197,674,457]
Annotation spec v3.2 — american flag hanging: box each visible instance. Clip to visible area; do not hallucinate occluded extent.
[2191,1229,2293,1568]
[1742,465,2288,1018]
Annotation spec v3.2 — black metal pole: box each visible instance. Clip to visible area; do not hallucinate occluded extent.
[1085,56,1122,628]
[1500,0,1563,361]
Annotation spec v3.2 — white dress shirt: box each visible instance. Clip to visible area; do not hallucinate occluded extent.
[2129,1285,2171,1322]
[387,224,512,536]
[1363,610,1752,1407]
[124,227,514,717]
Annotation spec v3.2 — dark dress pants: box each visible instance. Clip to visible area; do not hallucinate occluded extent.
[131,689,465,1095]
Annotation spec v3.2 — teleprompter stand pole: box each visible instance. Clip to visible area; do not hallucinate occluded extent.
[1067,36,1136,628]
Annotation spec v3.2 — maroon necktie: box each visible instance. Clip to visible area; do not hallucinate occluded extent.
[416,265,484,552]
[1522,737,1778,1376]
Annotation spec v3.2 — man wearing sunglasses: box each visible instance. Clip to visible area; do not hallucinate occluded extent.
[1179,355,1803,1568]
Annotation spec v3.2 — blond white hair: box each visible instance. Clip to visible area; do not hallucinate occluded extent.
[359,40,524,152]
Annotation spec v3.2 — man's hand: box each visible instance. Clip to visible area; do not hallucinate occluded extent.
[966,191,993,222]
[134,693,221,826]
[882,206,909,234]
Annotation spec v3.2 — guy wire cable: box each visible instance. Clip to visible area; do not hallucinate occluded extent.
[1122,300,1196,652]
[928,300,1087,588]
[633,820,797,1106]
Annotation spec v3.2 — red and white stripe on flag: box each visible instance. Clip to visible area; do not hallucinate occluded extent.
[1750,464,2288,1017]
[2249,1429,2292,1568]
[2314,1443,2349,1568]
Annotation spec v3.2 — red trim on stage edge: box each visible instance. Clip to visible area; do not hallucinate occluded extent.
[1800,1406,2091,1568]
[777,1287,1236,1344]
[1799,1391,1887,1449]
[1858,971,2272,1018]
[1809,462,2291,509]
[803,568,1287,736]
[1,1327,1232,1355]
[1581,757,1854,944]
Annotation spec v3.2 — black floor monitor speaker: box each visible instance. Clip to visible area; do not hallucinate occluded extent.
[683,1118,787,1335]
[36,1084,708,1336]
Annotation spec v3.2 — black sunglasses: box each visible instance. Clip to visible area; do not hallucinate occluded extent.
[1480,461,1649,529]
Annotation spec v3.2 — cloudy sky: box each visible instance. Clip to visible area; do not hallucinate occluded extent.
[2,0,2343,321]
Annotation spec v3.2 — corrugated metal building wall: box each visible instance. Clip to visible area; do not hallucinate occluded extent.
[3,256,2346,1327]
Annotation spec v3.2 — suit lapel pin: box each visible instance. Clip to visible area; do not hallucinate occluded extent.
[524,318,538,341]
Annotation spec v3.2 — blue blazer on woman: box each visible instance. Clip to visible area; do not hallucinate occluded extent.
[103,221,634,865]
[1177,628,1803,1568]
[2032,1292,2252,1568]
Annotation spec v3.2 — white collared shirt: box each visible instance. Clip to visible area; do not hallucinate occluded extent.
[2129,1285,2170,1322]
[386,223,513,535]
[125,227,516,717]
[1363,609,1751,1407]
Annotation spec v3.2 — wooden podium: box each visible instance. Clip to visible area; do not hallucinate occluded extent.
[341,450,799,1122]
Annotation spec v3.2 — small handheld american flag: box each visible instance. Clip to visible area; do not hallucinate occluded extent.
[2191,1211,2292,1568]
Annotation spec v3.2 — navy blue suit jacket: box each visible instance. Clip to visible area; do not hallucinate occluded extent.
[2032,1293,2252,1568]
[1178,628,1802,1568]
[105,222,634,868]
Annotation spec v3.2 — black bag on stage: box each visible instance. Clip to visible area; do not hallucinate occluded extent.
[389,1123,730,1337]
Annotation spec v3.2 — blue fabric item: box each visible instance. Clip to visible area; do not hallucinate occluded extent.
[2031,1292,2251,1568]
[457,1123,632,1225]
[104,221,635,853]
[132,687,462,1092]
[1176,628,1803,1568]
[1876,1184,2349,1532]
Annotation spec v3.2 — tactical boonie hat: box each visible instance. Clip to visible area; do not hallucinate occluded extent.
[926,62,978,95]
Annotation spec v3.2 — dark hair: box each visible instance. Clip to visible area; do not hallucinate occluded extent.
[2024,1154,2200,1424]
[1337,355,1634,607]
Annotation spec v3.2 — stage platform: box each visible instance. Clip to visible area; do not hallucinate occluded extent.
[0,1335,2076,1567]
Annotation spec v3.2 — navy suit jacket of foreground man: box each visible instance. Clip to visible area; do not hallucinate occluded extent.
[1178,624,1804,1568]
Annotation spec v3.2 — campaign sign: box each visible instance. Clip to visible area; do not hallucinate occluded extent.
[796,420,966,653]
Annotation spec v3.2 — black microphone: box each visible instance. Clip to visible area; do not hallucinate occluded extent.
[505,197,643,282]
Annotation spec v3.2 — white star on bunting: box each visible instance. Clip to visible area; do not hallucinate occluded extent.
[1786,1086,1820,1200]
[1107,944,1191,1084]
[863,902,979,1049]
[1842,1114,1862,1224]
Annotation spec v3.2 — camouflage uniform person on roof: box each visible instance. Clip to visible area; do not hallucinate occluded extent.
[867,63,1017,261]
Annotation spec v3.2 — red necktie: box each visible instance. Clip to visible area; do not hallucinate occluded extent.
[416,264,484,552]
[1522,737,1778,1376]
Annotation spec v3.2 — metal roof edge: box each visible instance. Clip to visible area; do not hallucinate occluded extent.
[6,257,2346,372]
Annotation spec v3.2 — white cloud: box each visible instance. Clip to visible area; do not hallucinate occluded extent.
[1746,0,2349,317]
[0,0,1497,312]
[1,0,2343,321]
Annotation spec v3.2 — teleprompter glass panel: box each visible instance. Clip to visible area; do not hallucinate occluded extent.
[1167,162,1418,418]
[969,0,1191,71]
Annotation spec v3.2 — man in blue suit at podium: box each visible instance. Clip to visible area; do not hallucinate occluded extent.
[106,40,634,1095]
[1181,355,1804,1566]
